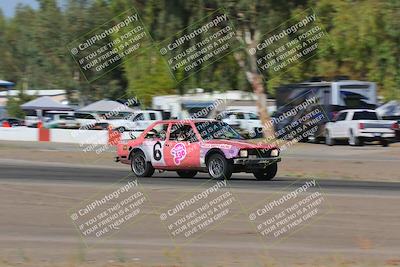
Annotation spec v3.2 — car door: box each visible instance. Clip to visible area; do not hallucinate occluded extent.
[129,113,145,130]
[141,122,169,168]
[334,111,348,138]
[237,112,247,130]
[342,111,355,137]
[164,123,200,169]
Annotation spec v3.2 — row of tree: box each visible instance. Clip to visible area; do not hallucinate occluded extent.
[0,0,398,109]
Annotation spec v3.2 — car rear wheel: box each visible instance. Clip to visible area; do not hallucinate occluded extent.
[176,170,197,178]
[381,139,389,147]
[207,153,232,180]
[117,126,126,133]
[131,151,154,177]
[349,131,363,146]
[325,130,334,146]
[253,163,278,181]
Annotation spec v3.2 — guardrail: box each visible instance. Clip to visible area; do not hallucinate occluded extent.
[0,127,131,145]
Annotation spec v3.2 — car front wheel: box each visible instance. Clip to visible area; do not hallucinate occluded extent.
[207,153,232,180]
[253,163,278,181]
[131,151,154,177]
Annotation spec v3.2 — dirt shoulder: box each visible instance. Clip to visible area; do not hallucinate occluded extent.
[0,141,399,182]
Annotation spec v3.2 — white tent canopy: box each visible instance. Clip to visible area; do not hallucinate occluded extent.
[78,100,136,113]
[0,80,14,87]
[21,96,73,111]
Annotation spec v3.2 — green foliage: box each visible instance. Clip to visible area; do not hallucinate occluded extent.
[6,91,34,118]
[311,0,400,100]
[6,97,25,118]
[0,0,398,103]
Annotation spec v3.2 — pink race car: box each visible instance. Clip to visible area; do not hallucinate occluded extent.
[116,119,281,180]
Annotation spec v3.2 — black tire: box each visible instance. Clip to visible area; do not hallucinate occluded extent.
[325,130,334,146]
[381,139,389,147]
[130,150,154,177]
[349,131,363,146]
[252,163,278,181]
[117,126,126,133]
[206,153,233,180]
[176,170,197,178]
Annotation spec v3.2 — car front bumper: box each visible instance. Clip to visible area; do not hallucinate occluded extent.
[233,157,281,165]
[115,156,129,164]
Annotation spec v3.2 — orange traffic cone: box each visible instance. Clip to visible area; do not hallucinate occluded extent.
[2,121,11,127]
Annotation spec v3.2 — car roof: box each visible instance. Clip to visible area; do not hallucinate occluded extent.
[340,109,376,113]
[1,117,21,120]
[155,119,216,123]
[45,111,71,114]
[225,109,256,113]
[134,110,159,114]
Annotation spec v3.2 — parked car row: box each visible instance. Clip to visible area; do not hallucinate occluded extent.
[1,117,25,127]
[1,110,165,131]
[1,107,398,147]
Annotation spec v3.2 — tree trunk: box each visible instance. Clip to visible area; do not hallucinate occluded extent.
[234,27,275,140]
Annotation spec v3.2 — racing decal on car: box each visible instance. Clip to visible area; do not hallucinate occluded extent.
[142,140,166,166]
[171,142,187,165]
[200,142,232,149]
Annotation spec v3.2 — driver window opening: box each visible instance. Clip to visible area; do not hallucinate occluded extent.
[169,124,198,142]
[145,123,168,140]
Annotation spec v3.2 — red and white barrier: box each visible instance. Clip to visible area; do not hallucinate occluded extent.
[0,127,121,145]
[0,127,38,141]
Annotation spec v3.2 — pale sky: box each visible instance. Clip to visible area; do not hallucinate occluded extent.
[0,0,38,17]
[0,0,67,17]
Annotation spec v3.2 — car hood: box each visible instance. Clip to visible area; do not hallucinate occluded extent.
[202,139,277,150]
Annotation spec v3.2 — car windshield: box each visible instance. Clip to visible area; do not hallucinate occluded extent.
[247,113,259,120]
[132,113,144,121]
[60,115,75,120]
[353,111,378,120]
[195,121,244,140]
[106,113,128,120]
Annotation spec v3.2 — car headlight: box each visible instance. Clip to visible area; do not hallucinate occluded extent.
[239,150,248,157]
[271,149,279,157]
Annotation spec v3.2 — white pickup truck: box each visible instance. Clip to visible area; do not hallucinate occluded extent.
[74,110,163,132]
[217,110,263,138]
[325,109,398,146]
[107,110,163,132]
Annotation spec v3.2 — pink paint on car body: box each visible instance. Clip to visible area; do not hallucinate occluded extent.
[116,119,281,180]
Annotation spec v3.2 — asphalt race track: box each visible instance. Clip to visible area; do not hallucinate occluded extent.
[1,159,400,193]
[0,157,399,266]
